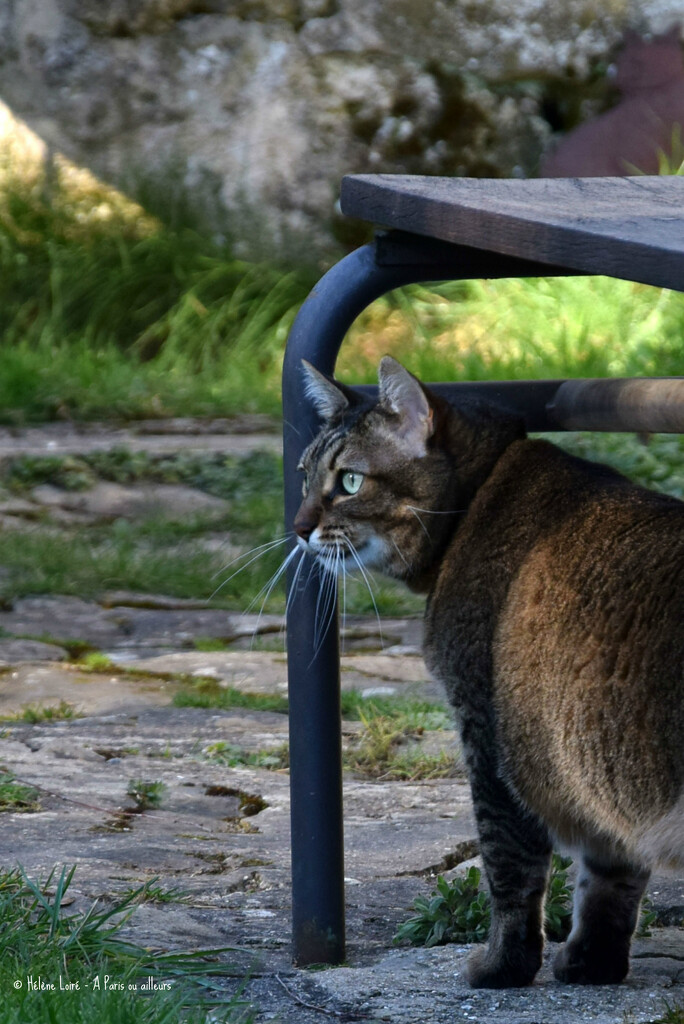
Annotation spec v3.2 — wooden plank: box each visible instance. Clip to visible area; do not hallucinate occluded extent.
[548,377,684,432]
[340,176,684,290]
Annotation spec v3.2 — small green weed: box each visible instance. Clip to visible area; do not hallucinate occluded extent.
[120,878,192,906]
[340,690,450,730]
[637,895,658,938]
[0,769,40,812]
[394,867,491,946]
[79,652,116,672]
[203,741,290,771]
[645,1001,684,1024]
[544,853,573,941]
[394,854,574,948]
[193,637,230,652]
[126,779,166,811]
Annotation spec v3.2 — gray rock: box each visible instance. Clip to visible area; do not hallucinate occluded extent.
[0,638,67,663]
[30,482,229,523]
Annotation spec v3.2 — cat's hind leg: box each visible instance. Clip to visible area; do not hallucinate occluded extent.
[465,772,552,988]
[553,854,650,985]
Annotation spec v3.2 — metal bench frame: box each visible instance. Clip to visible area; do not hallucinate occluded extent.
[281,176,684,966]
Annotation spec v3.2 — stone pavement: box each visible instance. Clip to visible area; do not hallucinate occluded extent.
[0,421,681,1023]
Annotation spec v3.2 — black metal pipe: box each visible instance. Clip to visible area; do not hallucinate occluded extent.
[283,242,471,966]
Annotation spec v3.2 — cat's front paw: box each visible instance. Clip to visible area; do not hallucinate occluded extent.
[465,943,541,988]
[553,940,630,985]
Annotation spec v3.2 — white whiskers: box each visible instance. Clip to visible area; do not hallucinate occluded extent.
[405,504,464,540]
[211,535,290,596]
[212,528,384,660]
[405,504,465,515]
[344,536,384,650]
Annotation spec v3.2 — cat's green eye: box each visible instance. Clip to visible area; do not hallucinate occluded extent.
[340,471,364,495]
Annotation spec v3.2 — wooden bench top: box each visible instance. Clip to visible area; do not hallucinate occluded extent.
[340,175,684,290]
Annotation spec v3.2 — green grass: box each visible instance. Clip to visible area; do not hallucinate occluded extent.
[173,681,289,715]
[0,864,252,1023]
[182,690,456,781]
[338,274,684,387]
[202,742,290,772]
[343,712,458,781]
[0,769,40,813]
[0,700,78,724]
[0,174,313,424]
[174,682,448,727]
[194,691,455,779]
[0,433,683,612]
[0,164,683,427]
[119,880,192,906]
[339,691,450,729]
[646,1004,684,1024]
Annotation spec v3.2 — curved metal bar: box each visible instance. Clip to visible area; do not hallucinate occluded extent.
[282,235,684,968]
[282,242,452,966]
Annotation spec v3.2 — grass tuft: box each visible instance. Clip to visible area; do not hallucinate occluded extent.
[173,682,289,715]
[0,769,40,813]
[344,710,458,781]
[0,863,253,1023]
[0,700,78,724]
[126,780,166,812]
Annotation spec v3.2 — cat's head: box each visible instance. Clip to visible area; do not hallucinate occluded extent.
[293,357,524,589]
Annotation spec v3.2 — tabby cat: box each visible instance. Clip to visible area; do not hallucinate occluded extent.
[293,356,684,988]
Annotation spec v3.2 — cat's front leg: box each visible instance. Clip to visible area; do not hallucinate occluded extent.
[465,768,552,988]
[553,854,650,985]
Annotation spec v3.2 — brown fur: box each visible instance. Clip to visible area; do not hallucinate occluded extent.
[295,357,684,987]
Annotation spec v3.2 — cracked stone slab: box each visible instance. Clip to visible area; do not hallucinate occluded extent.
[0,668,681,1023]
[0,663,179,717]
[0,596,424,660]
[128,650,438,701]
[0,597,284,657]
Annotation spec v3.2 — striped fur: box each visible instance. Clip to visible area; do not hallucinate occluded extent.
[295,358,684,987]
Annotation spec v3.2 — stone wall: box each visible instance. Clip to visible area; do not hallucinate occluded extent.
[0,0,682,264]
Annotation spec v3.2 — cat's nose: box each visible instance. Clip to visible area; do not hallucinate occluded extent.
[294,513,316,542]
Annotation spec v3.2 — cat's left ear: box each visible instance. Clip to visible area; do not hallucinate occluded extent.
[378,356,434,457]
[301,360,352,422]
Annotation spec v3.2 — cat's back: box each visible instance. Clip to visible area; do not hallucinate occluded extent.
[426,436,684,715]
[427,437,684,859]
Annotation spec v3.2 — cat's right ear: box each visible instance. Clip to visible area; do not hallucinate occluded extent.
[301,360,350,422]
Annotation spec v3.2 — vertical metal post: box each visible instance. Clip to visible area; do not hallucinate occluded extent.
[283,243,442,965]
